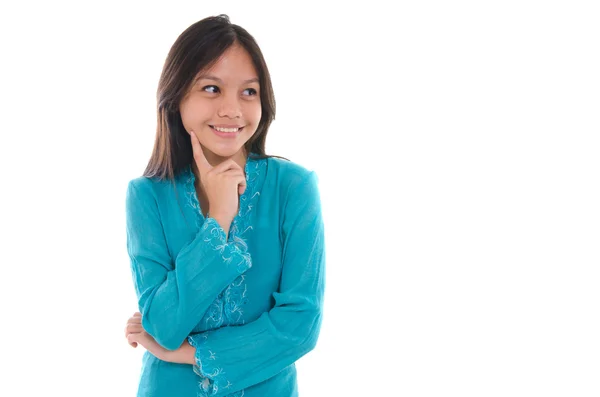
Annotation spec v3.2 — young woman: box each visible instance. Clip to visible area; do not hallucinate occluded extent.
[123,15,325,397]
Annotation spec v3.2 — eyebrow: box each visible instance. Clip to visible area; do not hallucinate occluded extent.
[195,75,259,85]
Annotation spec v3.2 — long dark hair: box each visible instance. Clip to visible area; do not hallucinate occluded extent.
[143,14,288,181]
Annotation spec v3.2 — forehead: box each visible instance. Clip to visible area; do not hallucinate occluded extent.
[197,44,258,83]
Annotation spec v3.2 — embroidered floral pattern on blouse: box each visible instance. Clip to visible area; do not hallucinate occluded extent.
[188,334,244,397]
[183,155,266,396]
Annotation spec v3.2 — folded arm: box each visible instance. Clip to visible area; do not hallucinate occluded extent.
[186,171,326,396]
[126,178,252,350]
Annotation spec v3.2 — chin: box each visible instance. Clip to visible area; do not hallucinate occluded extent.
[207,144,246,159]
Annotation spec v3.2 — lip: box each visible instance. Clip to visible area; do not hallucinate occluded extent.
[210,125,243,139]
[211,124,244,128]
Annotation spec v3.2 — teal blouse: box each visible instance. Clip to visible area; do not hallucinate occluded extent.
[125,154,326,397]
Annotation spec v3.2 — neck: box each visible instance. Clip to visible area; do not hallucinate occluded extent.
[191,148,248,179]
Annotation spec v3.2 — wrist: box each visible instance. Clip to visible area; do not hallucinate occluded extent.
[179,340,197,365]
[209,213,233,236]
[209,211,231,222]
[163,341,195,365]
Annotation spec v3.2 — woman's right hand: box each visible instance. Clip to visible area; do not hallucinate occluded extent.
[190,130,247,225]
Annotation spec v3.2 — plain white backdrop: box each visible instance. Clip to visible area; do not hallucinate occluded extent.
[1,1,599,396]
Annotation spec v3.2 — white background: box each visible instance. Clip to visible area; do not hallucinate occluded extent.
[1,1,599,396]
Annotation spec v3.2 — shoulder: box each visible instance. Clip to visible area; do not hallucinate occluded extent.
[126,175,173,204]
[264,157,320,207]
[265,156,317,190]
[127,176,154,195]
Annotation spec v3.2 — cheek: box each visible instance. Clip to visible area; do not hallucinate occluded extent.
[180,98,211,126]
[179,100,193,128]
[246,102,262,124]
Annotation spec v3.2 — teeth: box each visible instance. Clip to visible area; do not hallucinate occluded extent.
[213,126,240,133]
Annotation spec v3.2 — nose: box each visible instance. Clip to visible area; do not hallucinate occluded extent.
[217,94,242,119]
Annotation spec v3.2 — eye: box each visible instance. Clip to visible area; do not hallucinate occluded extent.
[203,85,220,94]
[243,88,258,96]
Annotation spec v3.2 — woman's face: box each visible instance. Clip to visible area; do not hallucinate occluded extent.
[179,44,262,164]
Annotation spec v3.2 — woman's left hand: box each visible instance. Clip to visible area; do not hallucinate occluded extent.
[125,312,195,365]
[125,312,172,362]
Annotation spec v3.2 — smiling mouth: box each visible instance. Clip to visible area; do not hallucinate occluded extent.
[209,125,244,133]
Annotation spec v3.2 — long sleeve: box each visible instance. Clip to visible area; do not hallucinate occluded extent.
[126,178,252,350]
[187,171,326,396]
